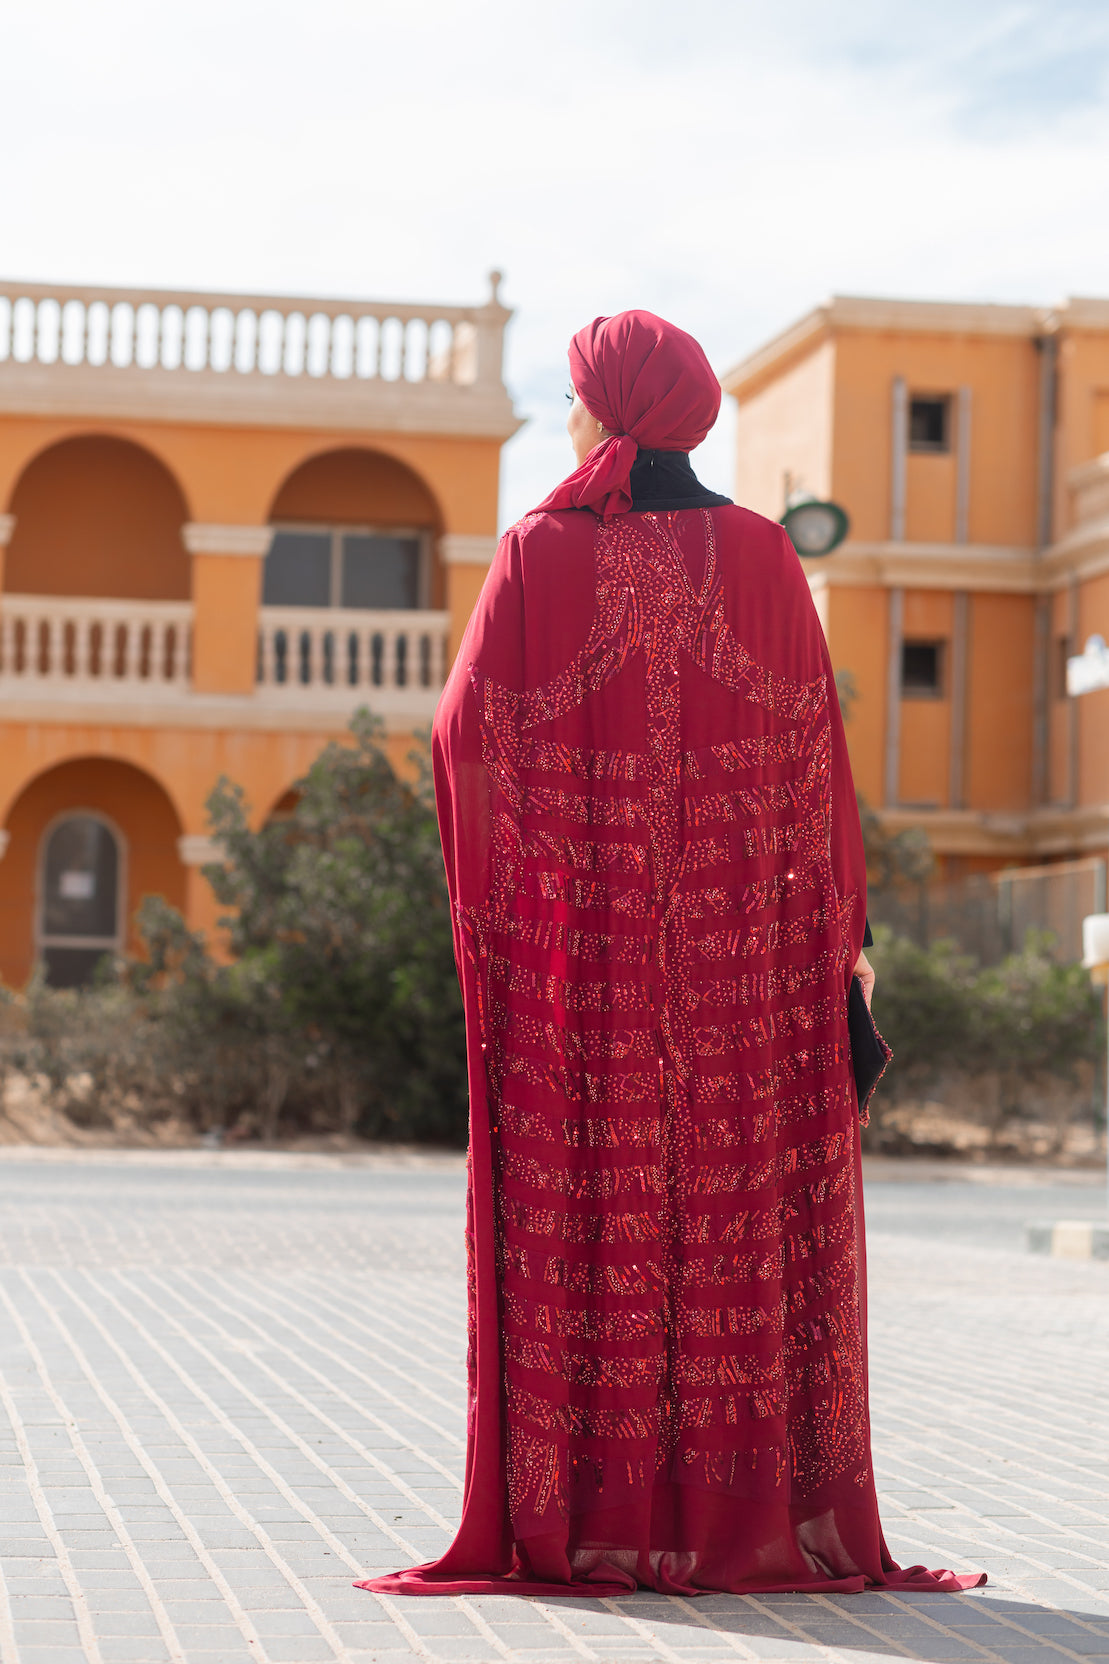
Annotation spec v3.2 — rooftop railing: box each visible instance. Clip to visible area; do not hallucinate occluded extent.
[0,272,509,391]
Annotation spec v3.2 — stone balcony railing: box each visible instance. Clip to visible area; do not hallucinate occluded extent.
[0,595,191,691]
[0,594,450,721]
[0,274,518,437]
[256,606,450,701]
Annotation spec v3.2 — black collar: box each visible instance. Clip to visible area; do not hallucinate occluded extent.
[628,449,732,511]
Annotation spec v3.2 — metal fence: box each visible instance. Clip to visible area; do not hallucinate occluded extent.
[867,856,1108,965]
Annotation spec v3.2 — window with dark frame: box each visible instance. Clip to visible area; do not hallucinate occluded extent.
[908,395,951,453]
[39,814,122,988]
[900,639,945,698]
[262,524,426,610]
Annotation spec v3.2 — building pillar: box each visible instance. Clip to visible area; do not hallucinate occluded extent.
[890,376,908,541]
[183,523,271,695]
[884,587,904,807]
[1032,594,1050,805]
[1036,331,1059,548]
[949,592,969,808]
[440,533,499,661]
[0,513,15,594]
[955,385,972,544]
[1066,575,1079,808]
[176,833,230,957]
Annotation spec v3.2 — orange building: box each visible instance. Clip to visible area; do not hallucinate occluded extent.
[722,296,1109,878]
[0,276,518,986]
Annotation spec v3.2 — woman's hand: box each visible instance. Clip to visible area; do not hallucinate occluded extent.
[853,950,875,1009]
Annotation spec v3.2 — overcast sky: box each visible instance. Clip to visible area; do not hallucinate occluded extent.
[2,0,1107,527]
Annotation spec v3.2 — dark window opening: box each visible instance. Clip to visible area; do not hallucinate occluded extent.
[909,396,951,453]
[263,525,424,610]
[901,639,945,698]
[262,531,331,607]
[341,534,420,610]
[39,814,121,987]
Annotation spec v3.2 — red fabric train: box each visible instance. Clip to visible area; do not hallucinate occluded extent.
[358,311,985,1599]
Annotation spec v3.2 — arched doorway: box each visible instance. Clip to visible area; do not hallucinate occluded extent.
[37,812,123,987]
[0,757,186,988]
[6,434,190,599]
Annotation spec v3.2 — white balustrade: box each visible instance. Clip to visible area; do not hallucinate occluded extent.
[0,272,509,391]
[0,595,191,690]
[257,607,450,697]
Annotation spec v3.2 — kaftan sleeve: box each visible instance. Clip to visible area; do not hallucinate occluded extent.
[432,527,527,944]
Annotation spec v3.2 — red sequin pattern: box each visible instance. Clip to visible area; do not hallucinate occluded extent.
[463,510,866,1538]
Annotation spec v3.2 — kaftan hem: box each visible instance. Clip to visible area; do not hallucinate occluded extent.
[354,504,987,1602]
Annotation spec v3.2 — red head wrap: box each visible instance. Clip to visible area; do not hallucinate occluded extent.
[535,310,722,520]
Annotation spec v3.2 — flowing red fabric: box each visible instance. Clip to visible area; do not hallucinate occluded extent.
[358,502,985,1598]
[534,311,722,520]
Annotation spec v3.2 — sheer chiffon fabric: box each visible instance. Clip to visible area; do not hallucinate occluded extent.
[358,503,984,1598]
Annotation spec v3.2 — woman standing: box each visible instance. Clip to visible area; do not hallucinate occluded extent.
[360,311,984,1598]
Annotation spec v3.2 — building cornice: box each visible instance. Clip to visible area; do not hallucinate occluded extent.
[804,541,1040,594]
[720,308,831,400]
[722,295,1048,402]
[1058,296,1109,330]
[0,688,442,734]
[875,803,1109,858]
[0,362,523,441]
[803,524,1109,595]
[439,533,499,567]
[182,523,273,558]
[825,295,1044,337]
[1040,516,1109,588]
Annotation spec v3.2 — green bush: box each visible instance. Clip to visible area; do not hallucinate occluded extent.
[870,923,1104,1103]
[191,709,467,1140]
[1,713,468,1146]
[2,720,1103,1153]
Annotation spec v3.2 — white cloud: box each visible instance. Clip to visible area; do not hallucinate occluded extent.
[1,0,1106,526]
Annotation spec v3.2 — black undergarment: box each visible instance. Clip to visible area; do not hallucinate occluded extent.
[627,449,732,511]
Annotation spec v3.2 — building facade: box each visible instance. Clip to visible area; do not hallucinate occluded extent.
[0,276,518,986]
[722,296,1109,878]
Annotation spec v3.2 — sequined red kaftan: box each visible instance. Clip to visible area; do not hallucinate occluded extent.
[359,503,985,1598]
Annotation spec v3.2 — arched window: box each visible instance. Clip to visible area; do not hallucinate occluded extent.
[38,814,123,987]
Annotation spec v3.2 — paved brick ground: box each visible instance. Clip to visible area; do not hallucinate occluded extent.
[0,1148,1107,1664]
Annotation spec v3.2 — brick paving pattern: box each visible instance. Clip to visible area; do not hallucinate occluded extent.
[0,1149,1106,1664]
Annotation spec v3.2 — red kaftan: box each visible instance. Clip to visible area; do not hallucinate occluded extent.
[360,502,985,1597]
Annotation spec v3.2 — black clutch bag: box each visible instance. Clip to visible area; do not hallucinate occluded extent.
[848,975,891,1124]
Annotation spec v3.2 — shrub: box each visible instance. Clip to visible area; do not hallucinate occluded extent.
[868,923,1105,1155]
[867,926,975,1086]
[1,713,469,1146]
[2,721,1103,1157]
[870,924,1103,1091]
[191,711,468,1140]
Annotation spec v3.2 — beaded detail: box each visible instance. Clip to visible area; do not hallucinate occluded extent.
[464,510,866,1534]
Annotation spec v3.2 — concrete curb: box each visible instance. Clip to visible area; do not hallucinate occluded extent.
[1027,1218,1109,1258]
